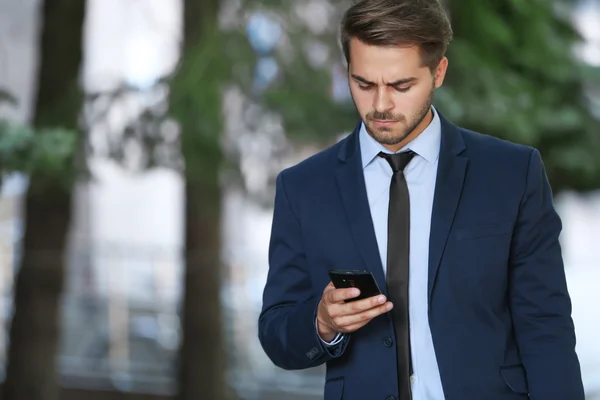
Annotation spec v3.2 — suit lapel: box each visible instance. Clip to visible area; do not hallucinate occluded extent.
[428,115,468,303]
[335,125,387,294]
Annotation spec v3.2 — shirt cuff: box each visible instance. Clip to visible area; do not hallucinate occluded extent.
[315,317,345,346]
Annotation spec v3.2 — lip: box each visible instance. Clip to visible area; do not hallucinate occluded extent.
[372,120,398,126]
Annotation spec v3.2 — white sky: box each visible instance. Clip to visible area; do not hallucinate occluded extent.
[573,0,600,66]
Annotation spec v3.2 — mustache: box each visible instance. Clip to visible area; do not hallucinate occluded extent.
[366,111,404,122]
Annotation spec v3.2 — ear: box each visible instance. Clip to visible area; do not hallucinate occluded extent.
[433,57,448,89]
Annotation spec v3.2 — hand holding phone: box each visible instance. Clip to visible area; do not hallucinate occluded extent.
[316,269,393,341]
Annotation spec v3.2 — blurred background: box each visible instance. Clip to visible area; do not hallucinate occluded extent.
[0,0,598,399]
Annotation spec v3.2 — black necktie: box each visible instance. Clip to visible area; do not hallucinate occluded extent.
[378,150,415,400]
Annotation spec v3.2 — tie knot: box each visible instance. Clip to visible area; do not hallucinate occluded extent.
[378,151,415,173]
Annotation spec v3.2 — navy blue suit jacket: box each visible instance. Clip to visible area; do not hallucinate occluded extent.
[258,113,584,400]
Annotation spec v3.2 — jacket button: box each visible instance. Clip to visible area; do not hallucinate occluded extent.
[383,337,393,347]
[385,396,396,400]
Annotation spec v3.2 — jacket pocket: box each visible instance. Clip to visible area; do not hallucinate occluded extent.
[500,364,529,394]
[324,377,344,400]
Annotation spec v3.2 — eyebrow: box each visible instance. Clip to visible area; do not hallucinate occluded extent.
[351,74,417,86]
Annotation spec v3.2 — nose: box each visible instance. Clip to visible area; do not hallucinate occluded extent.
[373,87,393,114]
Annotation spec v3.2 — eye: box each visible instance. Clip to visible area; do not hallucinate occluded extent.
[395,86,412,93]
[358,84,371,91]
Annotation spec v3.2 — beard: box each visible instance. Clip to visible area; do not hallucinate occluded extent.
[364,87,434,147]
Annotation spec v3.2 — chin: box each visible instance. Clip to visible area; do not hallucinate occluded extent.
[372,133,407,146]
[366,125,402,141]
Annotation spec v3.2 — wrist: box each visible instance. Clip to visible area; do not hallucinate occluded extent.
[316,303,337,341]
[318,322,337,342]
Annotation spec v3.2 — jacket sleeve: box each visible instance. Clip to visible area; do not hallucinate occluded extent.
[509,149,585,399]
[258,171,349,370]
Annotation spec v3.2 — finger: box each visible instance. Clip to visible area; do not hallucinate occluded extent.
[333,301,393,329]
[322,281,335,294]
[328,293,386,318]
[341,294,388,315]
[329,287,360,303]
[335,302,393,330]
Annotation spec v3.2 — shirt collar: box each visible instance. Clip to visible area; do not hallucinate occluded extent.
[359,106,442,169]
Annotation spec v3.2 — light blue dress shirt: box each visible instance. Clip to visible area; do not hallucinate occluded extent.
[318,107,446,399]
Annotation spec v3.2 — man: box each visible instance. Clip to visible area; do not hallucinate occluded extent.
[258,0,585,399]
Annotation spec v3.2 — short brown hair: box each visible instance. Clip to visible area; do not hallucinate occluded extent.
[340,0,453,71]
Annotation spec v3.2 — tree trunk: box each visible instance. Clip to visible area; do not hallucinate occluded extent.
[176,0,227,399]
[178,178,225,400]
[2,1,85,399]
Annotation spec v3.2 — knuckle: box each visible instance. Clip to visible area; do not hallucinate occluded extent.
[359,302,370,312]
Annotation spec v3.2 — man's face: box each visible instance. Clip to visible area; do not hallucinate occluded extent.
[348,38,448,151]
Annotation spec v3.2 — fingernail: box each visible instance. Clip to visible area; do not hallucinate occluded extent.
[351,288,360,297]
[386,303,393,310]
[378,296,385,304]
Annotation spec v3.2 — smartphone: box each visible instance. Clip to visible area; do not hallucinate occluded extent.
[328,269,382,302]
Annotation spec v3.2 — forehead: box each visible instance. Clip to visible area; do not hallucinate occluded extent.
[348,38,426,78]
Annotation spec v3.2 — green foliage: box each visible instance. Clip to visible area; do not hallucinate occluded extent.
[169,19,257,186]
[0,121,78,190]
[252,4,357,143]
[169,0,357,180]
[261,35,358,142]
[436,0,600,192]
